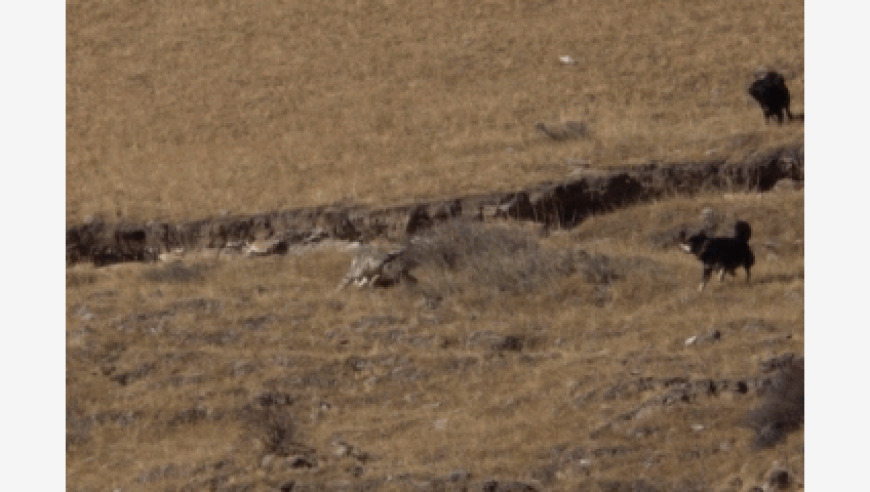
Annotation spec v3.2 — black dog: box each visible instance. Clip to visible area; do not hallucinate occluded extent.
[748,71,794,124]
[680,221,755,292]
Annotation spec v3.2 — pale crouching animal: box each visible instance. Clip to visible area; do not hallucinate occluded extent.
[337,246,416,290]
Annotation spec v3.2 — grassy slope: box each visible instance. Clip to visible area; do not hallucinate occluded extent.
[67,0,803,223]
[67,0,804,489]
[67,189,803,490]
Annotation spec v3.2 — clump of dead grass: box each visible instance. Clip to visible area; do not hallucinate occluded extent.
[406,219,576,295]
[745,355,804,448]
[240,392,307,457]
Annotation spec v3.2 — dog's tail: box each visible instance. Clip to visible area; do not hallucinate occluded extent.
[734,221,752,242]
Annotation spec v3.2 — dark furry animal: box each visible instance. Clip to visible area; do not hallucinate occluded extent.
[680,221,755,292]
[748,71,794,124]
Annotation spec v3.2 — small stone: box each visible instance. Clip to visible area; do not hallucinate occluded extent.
[691,424,705,432]
[330,439,352,457]
[766,467,792,489]
[685,335,698,346]
[286,455,315,469]
[445,469,470,482]
[77,305,96,321]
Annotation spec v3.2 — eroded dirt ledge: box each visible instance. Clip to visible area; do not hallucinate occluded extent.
[66,144,803,266]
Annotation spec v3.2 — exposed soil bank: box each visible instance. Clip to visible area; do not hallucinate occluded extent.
[66,144,802,266]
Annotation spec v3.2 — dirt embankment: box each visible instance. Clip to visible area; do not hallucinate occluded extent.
[66,145,802,267]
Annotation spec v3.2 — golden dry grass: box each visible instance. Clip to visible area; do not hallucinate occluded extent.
[67,0,803,224]
[67,1,804,490]
[67,189,803,491]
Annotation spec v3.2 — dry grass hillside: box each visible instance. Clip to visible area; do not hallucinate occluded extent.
[67,0,803,224]
[67,1,804,490]
[67,190,803,491]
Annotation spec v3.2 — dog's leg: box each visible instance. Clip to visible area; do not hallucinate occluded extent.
[718,268,726,282]
[745,266,752,284]
[699,266,712,292]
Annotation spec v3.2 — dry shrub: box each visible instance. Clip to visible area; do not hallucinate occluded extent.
[241,392,305,457]
[745,355,804,448]
[250,407,298,456]
[406,220,576,294]
[575,251,623,285]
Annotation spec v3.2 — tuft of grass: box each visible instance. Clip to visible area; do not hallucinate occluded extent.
[406,219,576,294]
[745,355,804,448]
[241,393,305,458]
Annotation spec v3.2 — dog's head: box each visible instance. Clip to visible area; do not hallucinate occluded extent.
[679,231,708,256]
[733,221,752,243]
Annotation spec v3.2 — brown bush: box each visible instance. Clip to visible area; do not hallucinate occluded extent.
[240,393,306,457]
[745,355,804,448]
[406,220,575,294]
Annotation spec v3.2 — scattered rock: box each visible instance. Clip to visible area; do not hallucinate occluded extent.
[244,238,289,256]
[558,54,578,65]
[765,466,793,490]
[685,330,721,347]
[329,439,353,457]
[759,353,798,373]
[254,391,294,407]
[535,121,589,141]
[405,205,433,235]
[466,331,526,352]
[445,469,471,482]
[286,455,315,469]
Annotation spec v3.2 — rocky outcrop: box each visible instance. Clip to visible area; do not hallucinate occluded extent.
[66,144,803,266]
